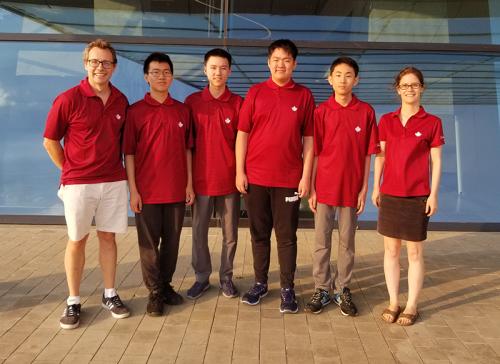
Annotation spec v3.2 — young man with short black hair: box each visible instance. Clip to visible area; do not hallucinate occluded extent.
[185,48,243,299]
[123,52,195,316]
[236,39,315,314]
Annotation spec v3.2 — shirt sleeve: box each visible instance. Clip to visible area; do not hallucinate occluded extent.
[302,89,315,137]
[367,107,381,155]
[313,106,324,156]
[378,115,387,142]
[430,117,445,147]
[43,94,70,141]
[122,108,137,155]
[237,87,255,133]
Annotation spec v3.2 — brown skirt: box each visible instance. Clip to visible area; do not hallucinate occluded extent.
[377,193,429,242]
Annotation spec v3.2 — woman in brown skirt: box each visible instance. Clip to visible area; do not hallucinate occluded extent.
[371,67,444,325]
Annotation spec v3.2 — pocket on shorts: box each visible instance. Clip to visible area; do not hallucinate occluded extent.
[57,184,64,201]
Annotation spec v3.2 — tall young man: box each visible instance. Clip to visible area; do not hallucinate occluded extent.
[306,57,380,315]
[123,52,194,316]
[43,39,130,329]
[236,39,315,313]
[184,49,243,299]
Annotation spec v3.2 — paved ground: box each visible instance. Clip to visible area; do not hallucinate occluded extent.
[0,225,499,363]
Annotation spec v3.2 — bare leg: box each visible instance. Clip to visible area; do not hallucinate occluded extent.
[65,234,89,296]
[97,231,117,289]
[383,236,401,321]
[399,240,424,324]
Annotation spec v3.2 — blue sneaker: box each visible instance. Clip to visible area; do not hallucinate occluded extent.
[220,279,239,298]
[305,288,331,314]
[241,282,268,305]
[187,281,210,299]
[280,288,298,314]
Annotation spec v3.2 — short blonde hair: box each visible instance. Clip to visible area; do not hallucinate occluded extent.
[82,38,117,64]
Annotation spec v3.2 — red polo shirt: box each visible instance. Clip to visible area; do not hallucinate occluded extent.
[123,93,192,204]
[379,106,445,197]
[185,86,243,196]
[314,95,380,208]
[43,78,128,185]
[238,78,315,188]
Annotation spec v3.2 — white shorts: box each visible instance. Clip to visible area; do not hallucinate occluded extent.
[57,181,128,241]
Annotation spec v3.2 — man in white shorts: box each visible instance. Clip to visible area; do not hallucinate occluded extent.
[43,39,130,329]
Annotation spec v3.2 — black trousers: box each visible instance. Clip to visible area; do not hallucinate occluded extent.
[135,202,185,293]
[244,184,300,288]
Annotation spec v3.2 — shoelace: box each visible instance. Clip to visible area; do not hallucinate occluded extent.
[223,280,235,291]
[109,295,124,307]
[311,290,324,303]
[66,304,79,316]
[281,289,294,302]
[342,289,353,304]
[249,284,265,296]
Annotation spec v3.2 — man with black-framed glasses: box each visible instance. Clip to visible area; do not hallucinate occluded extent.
[123,52,195,316]
[43,39,130,329]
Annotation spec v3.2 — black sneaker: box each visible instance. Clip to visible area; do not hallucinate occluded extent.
[220,279,239,298]
[305,288,331,314]
[186,281,210,299]
[163,284,184,305]
[333,287,358,316]
[241,282,268,305]
[280,288,298,314]
[147,291,164,316]
[102,294,131,319]
[60,303,81,329]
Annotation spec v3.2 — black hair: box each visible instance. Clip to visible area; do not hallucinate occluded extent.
[143,52,173,74]
[267,39,298,60]
[329,56,359,76]
[204,48,232,67]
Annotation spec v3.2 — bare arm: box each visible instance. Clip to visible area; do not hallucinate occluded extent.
[235,131,249,194]
[186,149,195,205]
[298,136,314,198]
[43,138,65,170]
[357,155,371,215]
[125,154,142,213]
[426,146,442,216]
[371,141,386,207]
[308,156,318,213]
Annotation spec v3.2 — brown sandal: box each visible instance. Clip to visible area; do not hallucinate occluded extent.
[396,311,419,326]
[381,306,401,323]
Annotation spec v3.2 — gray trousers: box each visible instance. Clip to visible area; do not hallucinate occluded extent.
[191,193,239,283]
[313,202,357,292]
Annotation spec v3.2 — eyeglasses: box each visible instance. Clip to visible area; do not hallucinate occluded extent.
[399,83,422,90]
[87,59,115,69]
[148,70,173,78]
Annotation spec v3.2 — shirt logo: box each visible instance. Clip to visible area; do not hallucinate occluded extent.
[355,126,361,133]
[291,106,298,112]
[285,192,300,203]
[225,118,231,124]
[415,131,422,137]
[116,114,121,120]
[178,122,184,128]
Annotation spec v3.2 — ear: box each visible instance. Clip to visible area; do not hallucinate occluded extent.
[203,64,207,76]
[327,74,334,86]
[353,76,359,87]
[144,74,149,84]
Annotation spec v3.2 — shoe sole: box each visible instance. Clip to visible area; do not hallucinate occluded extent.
[60,321,79,330]
[101,303,131,319]
[146,311,163,317]
[280,306,299,314]
[222,291,239,298]
[240,290,268,305]
[333,299,358,317]
[186,284,210,300]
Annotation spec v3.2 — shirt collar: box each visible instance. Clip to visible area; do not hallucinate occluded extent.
[144,92,174,106]
[265,77,296,90]
[79,77,118,99]
[326,94,360,110]
[201,85,232,102]
[390,106,428,119]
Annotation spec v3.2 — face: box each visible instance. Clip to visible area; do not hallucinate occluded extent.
[328,63,359,96]
[204,56,231,88]
[84,47,116,87]
[267,48,297,85]
[144,61,174,94]
[396,73,424,105]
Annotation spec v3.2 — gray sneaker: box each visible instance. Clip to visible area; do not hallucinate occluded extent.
[60,303,81,329]
[333,287,358,316]
[101,294,130,319]
[220,279,239,298]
